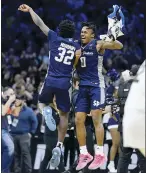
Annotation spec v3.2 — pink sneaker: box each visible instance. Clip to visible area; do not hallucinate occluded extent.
[88,154,107,170]
[76,153,93,171]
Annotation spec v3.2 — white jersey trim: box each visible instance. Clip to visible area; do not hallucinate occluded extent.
[97,55,105,88]
[100,87,105,105]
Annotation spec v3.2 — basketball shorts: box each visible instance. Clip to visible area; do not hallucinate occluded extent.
[75,86,105,113]
[38,80,70,113]
[108,113,120,130]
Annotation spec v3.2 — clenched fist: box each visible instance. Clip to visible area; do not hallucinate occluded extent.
[18,4,31,12]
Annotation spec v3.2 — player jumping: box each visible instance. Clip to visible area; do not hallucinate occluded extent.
[18,4,81,168]
[75,5,124,171]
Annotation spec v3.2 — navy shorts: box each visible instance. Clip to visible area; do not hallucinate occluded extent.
[75,86,105,113]
[108,113,120,130]
[38,81,70,113]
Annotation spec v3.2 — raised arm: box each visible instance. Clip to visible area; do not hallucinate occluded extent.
[2,94,16,116]
[97,40,123,52]
[18,4,49,36]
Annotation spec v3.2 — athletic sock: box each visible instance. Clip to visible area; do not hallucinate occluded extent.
[109,161,115,166]
[80,146,88,155]
[95,145,104,155]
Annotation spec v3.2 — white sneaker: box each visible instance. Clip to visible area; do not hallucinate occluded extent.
[50,147,61,168]
[107,163,117,173]
[42,106,56,131]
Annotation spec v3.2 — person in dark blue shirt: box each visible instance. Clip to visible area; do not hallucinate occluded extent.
[10,96,38,173]
[18,4,81,168]
[2,87,16,173]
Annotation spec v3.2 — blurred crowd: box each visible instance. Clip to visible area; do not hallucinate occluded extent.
[2,0,144,107]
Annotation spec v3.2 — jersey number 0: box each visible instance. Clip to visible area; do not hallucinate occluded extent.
[55,47,74,65]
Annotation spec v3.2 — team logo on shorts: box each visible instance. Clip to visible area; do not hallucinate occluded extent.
[93,100,100,107]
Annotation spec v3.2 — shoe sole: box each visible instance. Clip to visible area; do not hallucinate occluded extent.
[107,169,117,173]
[43,106,56,131]
[50,148,61,168]
[76,157,93,171]
[88,158,107,170]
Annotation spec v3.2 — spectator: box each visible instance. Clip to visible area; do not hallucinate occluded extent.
[21,71,28,80]
[38,48,49,66]
[12,74,25,90]
[1,87,16,173]
[10,96,38,173]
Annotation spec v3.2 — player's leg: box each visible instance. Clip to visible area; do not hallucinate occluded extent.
[88,87,106,170]
[58,110,68,146]
[49,88,70,168]
[108,115,120,173]
[38,83,57,131]
[75,112,86,147]
[40,109,60,173]
[55,88,70,145]
[75,87,93,171]
[38,83,61,168]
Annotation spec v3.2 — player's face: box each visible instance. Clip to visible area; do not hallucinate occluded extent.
[81,26,94,44]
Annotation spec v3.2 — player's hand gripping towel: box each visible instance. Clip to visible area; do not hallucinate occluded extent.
[100,5,125,41]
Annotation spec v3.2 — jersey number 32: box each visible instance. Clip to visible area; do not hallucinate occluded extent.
[55,47,74,65]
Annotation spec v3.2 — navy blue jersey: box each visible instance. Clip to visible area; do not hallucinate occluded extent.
[46,30,80,89]
[76,39,105,88]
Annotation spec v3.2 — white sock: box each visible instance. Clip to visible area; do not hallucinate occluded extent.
[109,161,115,166]
[56,141,63,149]
[80,146,88,155]
[95,145,104,155]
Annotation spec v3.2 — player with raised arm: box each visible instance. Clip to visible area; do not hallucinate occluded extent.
[18,4,81,168]
[75,5,124,171]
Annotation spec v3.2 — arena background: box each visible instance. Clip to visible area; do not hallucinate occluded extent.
[1,0,144,173]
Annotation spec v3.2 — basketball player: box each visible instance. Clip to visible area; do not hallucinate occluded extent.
[75,22,123,171]
[18,4,81,168]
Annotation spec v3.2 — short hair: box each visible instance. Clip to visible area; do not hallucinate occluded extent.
[58,20,75,38]
[81,22,97,35]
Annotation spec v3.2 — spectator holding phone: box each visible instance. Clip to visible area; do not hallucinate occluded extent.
[2,87,16,173]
